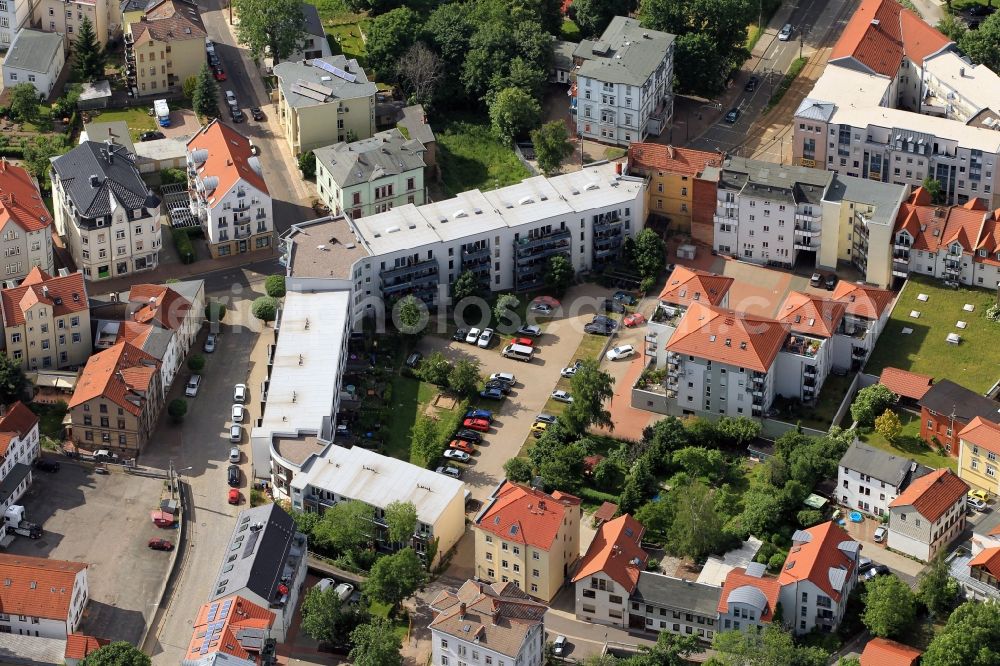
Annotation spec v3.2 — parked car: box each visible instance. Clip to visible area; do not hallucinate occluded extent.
[466,327,482,344]
[535,413,557,424]
[779,23,793,40]
[553,636,568,656]
[604,299,626,314]
[810,272,823,288]
[225,90,238,107]
[449,439,475,454]
[230,107,244,123]
[511,337,534,347]
[516,325,541,337]
[551,390,573,403]
[825,273,839,290]
[478,328,494,348]
[623,312,646,327]
[584,323,612,335]
[333,583,355,602]
[148,538,174,551]
[213,67,227,81]
[33,459,60,472]
[561,361,582,378]
[227,464,240,487]
[724,108,740,123]
[858,557,873,574]
[231,404,245,423]
[744,76,759,92]
[233,383,247,403]
[452,328,469,342]
[465,408,494,423]
[463,417,491,432]
[530,302,553,314]
[873,526,887,543]
[405,352,423,368]
[230,424,242,443]
[489,372,516,385]
[228,488,241,505]
[229,446,241,463]
[484,381,512,394]
[139,131,165,142]
[436,466,461,478]
[480,387,506,400]
[862,564,890,581]
[606,344,636,361]
[185,374,202,397]
[443,449,471,462]
[250,107,264,121]
[613,290,637,305]
[969,489,990,502]
[592,315,617,329]
[455,429,483,442]
[204,333,217,353]
[531,422,548,437]
[969,497,989,512]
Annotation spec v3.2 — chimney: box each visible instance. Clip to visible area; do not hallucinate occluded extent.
[89,175,100,187]
[960,67,965,77]
[42,286,49,299]
[0,157,6,172]
[459,602,466,618]
[667,145,674,159]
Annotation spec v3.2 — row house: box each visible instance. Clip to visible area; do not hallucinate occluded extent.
[123,281,204,393]
[35,0,116,48]
[0,159,55,282]
[0,553,88,639]
[0,0,31,49]
[626,143,721,239]
[957,417,1000,497]
[184,596,276,664]
[124,0,207,97]
[827,281,894,371]
[887,468,967,562]
[0,402,39,536]
[953,523,1000,601]
[918,379,1000,456]
[837,440,929,517]
[646,266,733,367]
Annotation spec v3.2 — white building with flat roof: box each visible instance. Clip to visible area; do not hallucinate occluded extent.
[290,445,466,565]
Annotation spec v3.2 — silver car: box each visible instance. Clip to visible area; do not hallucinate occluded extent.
[229,424,242,443]
[229,446,240,463]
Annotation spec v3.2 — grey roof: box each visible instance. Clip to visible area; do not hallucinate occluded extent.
[795,98,836,122]
[52,141,160,218]
[919,379,1000,423]
[181,653,257,666]
[839,441,915,488]
[79,80,112,101]
[553,40,577,71]
[398,105,435,146]
[726,585,768,610]
[301,3,324,39]
[210,503,306,604]
[824,174,908,229]
[632,572,721,616]
[4,29,63,74]
[828,566,848,592]
[82,121,136,154]
[577,17,675,86]
[744,561,767,577]
[314,128,425,188]
[791,529,813,543]
[273,56,378,109]
[0,463,30,505]
[120,0,152,12]
[167,279,204,305]
[721,156,832,205]
[136,325,174,360]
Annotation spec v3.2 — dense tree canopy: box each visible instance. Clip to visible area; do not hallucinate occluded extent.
[922,601,1000,666]
[365,548,428,607]
[367,7,422,80]
[80,642,151,666]
[862,574,917,638]
[233,0,305,63]
[563,359,615,434]
[959,12,1000,73]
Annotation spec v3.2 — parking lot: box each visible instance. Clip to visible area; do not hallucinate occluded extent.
[8,460,175,643]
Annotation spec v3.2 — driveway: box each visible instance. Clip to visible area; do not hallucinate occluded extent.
[7,461,174,644]
[841,515,925,585]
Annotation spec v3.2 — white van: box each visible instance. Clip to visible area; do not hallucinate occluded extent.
[501,343,534,362]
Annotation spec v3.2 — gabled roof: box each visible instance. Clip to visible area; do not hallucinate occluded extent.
[627,143,723,177]
[0,267,88,326]
[69,342,159,415]
[778,522,857,602]
[0,402,39,456]
[889,468,968,521]
[879,367,933,400]
[839,441,915,488]
[314,128,425,189]
[577,17,675,87]
[860,637,922,666]
[129,0,206,45]
[572,515,647,593]
[666,302,788,373]
[186,119,268,204]
[658,267,733,307]
[0,159,53,233]
[475,481,580,552]
[959,417,1000,456]
[118,320,174,362]
[831,281,894,319]
[52,142,160,218]
[716,567,781,621]
[3,29,64,75]
[919,379,1000,423]
[0,554,87,621]
[777,291,846,338]
[969,546,1000,579]
[64,635,109,661]
[127,283,192,330]
[185,595,275,662]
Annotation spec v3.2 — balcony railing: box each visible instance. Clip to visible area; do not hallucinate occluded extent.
[381,259,439,282]
[794,225,822,238]
[462,246,490,262]
[514,229,572,255]
[795,213,818,223]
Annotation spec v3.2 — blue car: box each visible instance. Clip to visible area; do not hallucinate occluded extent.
[465,408,494,423]
[480,388,506,400]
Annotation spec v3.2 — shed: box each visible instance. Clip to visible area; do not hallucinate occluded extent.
[880,366,933,401]
[78,80,112,110]
[593,501,618,526]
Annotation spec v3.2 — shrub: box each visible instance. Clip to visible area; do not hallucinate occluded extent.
[264,274,286,298]
[188,354,205,373]
[167,398,188,423]
[767,553,785,571]
[850,384,896,427]
[205,300,226,323]
[172,228,196,264]
[251,296,279,322]
[298,151,316,179]
[160,168,187,186]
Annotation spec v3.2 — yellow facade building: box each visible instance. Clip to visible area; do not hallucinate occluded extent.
[125,0,207,97]
[958,417,1000,496]
[627,143,722,237]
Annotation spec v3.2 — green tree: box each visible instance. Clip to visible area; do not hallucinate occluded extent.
[592,457,624,491]
[544,254,574,292]
[673,32,728,96]
[504,457,534,483]
[364,548,428,608]
[21,136,65,183]
[349,618,403,666]
[192,64,219,119]
[410,414,443,468]
[672,447,726,483]
[667,480,726,561]
[187,355,205,373]
[796,508,823,527]
[397,42,443,107]
[530,120,574,175]
[367,8,421,80]
[416,351,451,386]
[960,12,1000,73]
[627,631,699,666]
[921,176,947,205]
[538,441,586,493]
[265,274,286,298]
[182,75,198,100]
[54,84,82,118]
[384,500,417,544]
[314,500,373,553]
[862,574,917,639]
[73,17,106,80]
[936,14,968,42]
[571,0,625,37]
[251,296,278,322]
[233,0,305,63]
[395,294,425,336]
[493,293,519,326]
[298,151,316,179]
[447,359,481,397]
[80,642,151,666]
[838,659,861,666]
[563,359,615,434]
[167,399,187,423]
[452,270,481,301]
[874,409,903,443]
[632,228,666,279]
[300,585,369,646]
[735,487,784,538]
[918,553,960,619]
[922,601,1000,666]
[635,498,673,540]
[711,624,827,666]
[488,87,541,145]
[205,300,227,324]
[717,416,762,447]
[8,84,39,124]
[850,384,896,427]
[0,352,27,403]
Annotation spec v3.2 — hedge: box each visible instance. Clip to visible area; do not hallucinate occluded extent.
[172,228,196,264]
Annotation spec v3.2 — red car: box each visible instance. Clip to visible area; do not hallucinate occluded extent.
[213,67,227,81]
[511,337,534,347]
[148,538,174,551]
[449,439,475,454]
[462,417,490,432]
[228,488,241,505]
[623,313,646,327]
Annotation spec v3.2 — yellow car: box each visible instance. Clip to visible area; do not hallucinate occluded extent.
[969,489,990,503]
[530,422,548,437]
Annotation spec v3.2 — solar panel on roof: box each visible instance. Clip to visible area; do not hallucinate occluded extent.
[297,79,335,97]
[314,58,357,82]
[207,602,220,622]
[220,598,233,619]
[291,84,329,103]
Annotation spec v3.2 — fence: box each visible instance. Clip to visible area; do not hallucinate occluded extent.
[512,143,539,177]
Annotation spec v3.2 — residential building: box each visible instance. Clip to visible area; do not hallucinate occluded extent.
[120,0,148,27]
[918,379,1000,456]
[64,635,109,666]
[0,0,32,49]
[828,280,894,371]
[891,187,1000,289]
[430,580,547,666]
[122,280,204,392]
[859,638,922,666]
[626,143,722,235]
[775,291,844,397]
[209,504,307,642]
[0,267,91,371]
[0,554,88,638]
[629,573,720,641]
[186,119,274,258]
[647,267,733,366]
[967,544,1000,600]
[290,446,466,566]
[273,57,377,155]
[716,564,781,632]
[184,596,276,664]
[314,128,427,219]
[573,515,647,628]
[263,3,330,72]
[51,141,162,281]
[0,159,55,281]
[878,366,933,403]
[574,16,674,146]
[887,468,968,561]
[551,39,575,84]
[957,416,1000,496]
[473,481,581,602]
[2,28,65,98]
[837,440,928,517]
[954,522,1000,600]
[0,402,40,534]
[67,341,162,457]
[35,0,113,47]
[123,0,207,97]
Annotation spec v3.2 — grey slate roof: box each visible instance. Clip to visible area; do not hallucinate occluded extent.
[553,40,577,71]
[721,156,832,206]
[824,174,908,229]
[839,441,914,488]
[137,326,174,361]
[301,3,324,39]
[398,105,435,146]
[4,29,63,74]
[120,0,152,12]
[168,279,204,305]
[52,141,160,218]
[314,128,426,189]
[920,379,1000,423]
[795,98,836,123]
[210,503,306,605]
[631,572,721,616]
[273,56,378,109]
[0,463,31,505]
[577,17,674,86]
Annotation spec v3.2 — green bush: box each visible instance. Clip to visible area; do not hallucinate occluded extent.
[265,274,286,298]
[172,228,196,264]
[188,354,205,373]
[205,300,227,323]
[252,296,279,322]
[168,398,188,423]
[298,151,316,179]
[161,168,187,186]
[578,487,619,505]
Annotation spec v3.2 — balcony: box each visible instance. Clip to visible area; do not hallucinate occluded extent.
[382,258,439,283]
[893,239,911,251]
[593,212,623,232]
[794,225,822,238]
[795,212,819,223]
[666,389,677,399]
[594,238,623,260]
[794,241,817,251]
[462,246,490,264]
[234,226,252,239]
[944,260,960,276]
[752,393,765,406]
[721,200,737,210]
[852,347,867,359]
[784,335,822,358]
[514,228,572,256]
[804,366,817,377]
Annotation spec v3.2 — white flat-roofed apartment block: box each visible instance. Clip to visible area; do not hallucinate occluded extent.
[250,286,351,498]
[290,445,465,566]
[920,51,1000,124]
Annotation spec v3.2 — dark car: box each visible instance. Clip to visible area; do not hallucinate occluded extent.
[33,458,60,472]
[148,538,174,551]
[613,291,637,305]
[484,380,512,394]
[825,273,839,291]
[452,328,468,342]
[585,322,612,335]
[227,464,240,487]
[213,67,227,81]
[230,107,245,123]
[139,131,165,142]
[592,315,618,329]
[454,429,482,443]
[250,107,265,121]
[744,76,759,92]
[465,408,494,423]
[208,53,220,67]
[724,108,740,123]
[604,299,626,314]
[480,387,506,400]
[405,351,423,368]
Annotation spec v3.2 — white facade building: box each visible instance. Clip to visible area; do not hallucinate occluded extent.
[887,468,968,562]
[837,441,926,517]
[0,402,39,536]
[0,553,88,638]
[0,0,33,50]
[2,28,65,98]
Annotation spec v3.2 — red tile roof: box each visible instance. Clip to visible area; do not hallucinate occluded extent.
[831,0,950,77]
[186,119,269,205]
[831,281,894,320]
[893,189,1000,261]
[0,554,87,622]
[0,159,54,233]
[666,302,789,373]
[716,567,781,622]
[860,637,923,666]
[879,367,933,400]
[475,481,581,552]
[0,267,88,326]
[128,284,191,330]
[130,0,206,45]
[889,468,968,521]
[69,342,160,415]
[0,402,39,457]
[185,595,275,662]
[969,546,1000,579]
[779,522,857,602]
[628,143,723,177]
[658,267,733,307]
[959,417,1000,456]
[776,291,846,338]
[572,515,647,593]
[64,634,109,661]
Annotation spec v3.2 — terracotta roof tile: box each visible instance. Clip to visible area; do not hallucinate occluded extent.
[572,515,647,593]
[475,481,580,552]
[628,143,723,177]
[889,468,968,521]
[69,342,160,415]
[666,302,789,373]
[941,205,988,252]
[860,637,923,666]
[185,595,275,662]
[658,267,733,307]
[716,567,781,621]
[778,522,857,602]
[186,119,268,208]
[831,0,950,77]
[0,159,54,233]
[0,268,88,326]
[959,417,1000,456]
[831,281,894,319]
[879,367,933,400]
[0,554,87,621]
[0,402,39,439]
[64,634,109,661]
[128,284,191,330]
[776,291,846,338]
[969,546,1000,579]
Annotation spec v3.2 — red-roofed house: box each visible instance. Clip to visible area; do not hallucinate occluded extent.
[0,159,55,281]
[0,402,40,530]
[958,416,1000,496]
[184,595,275,663]
[888,468,968,561]
[968,546,1000,597]
[186,119,273,259]
[64,634,109,666]
[879,367,933,402]
[860,637,922,666]
[648,267,734,366]
[572,515,646,627]
[474,481,581,602]
[830,281,894,370]
[717,565,782,632]
[627,144,723,237]
[0,553,89,639]
[124,280,205,393]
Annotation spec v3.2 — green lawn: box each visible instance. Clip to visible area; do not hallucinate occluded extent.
[326,20,371,68]
[382,375,437,461]
[369,600,409,641]
[859,409,956,471]
[437,118,531,196]
[560,18,581,41]
[87,106,158,140]
[866,275,1000,393]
